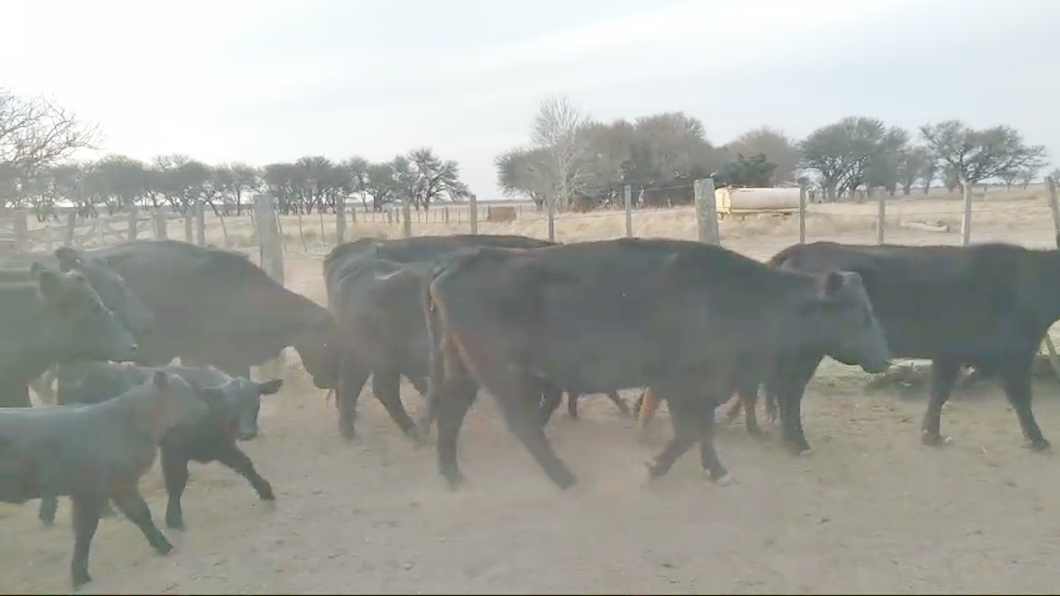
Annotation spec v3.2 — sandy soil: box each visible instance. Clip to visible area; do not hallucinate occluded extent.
[6,210,1060,595]
[5,367,1060,595]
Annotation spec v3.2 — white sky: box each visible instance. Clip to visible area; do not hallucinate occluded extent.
[3,0,1058,199]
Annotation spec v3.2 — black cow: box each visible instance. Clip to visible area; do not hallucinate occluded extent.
[38,362,284,531]
[323,235,569,439]
[749,241,1060,453]
[423,238,890,489]
[0,370,206,589]
[1,250,154,338]
[0,252,154,404]
[329,257,434,441]
[0,265,139,408]
[53,242,334,385]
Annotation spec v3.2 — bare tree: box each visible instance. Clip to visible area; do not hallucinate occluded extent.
[531,94,592,211]
[920,120,1048,188]
[0,89,100,208]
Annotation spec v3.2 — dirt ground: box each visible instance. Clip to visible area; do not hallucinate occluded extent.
[7,205,1060,595]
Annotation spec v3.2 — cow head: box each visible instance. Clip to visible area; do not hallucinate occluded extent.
[54,247,155,338]
[292,310,338,389]
[32,264,139,364]
[811,270,890,373]
[201,376,284,441]
[134,371,208,441]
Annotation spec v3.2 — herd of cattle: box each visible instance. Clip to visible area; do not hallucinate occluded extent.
[0,234,1058,590]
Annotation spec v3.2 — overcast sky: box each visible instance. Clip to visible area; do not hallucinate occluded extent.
[4,0,1058,199]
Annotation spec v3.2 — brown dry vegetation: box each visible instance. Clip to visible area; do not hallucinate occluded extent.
[4,188,1060,594]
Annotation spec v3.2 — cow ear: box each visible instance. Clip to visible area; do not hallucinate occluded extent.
[257,379,284,395]
[55,247,83,271]
[152,370,170,390]
[36,268,65,301]
[818,271,845,300]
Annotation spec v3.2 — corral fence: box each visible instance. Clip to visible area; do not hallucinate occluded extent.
[2,177,1060,376]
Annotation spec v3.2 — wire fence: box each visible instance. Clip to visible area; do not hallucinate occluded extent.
[1,180,1057,269]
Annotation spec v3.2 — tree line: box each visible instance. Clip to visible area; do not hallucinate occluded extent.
[0,89,471,221]
[495,95,1055,210]
[2,88,1055,222]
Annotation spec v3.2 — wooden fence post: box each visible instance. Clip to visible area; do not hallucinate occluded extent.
[693,178,720,245]
[402,199,412,238]
[96,217,105,248]
[127,208,138,240]
[960,179,973,246]
[469,193,478,235]
[253,195,287,381]
[624,185,633,237]
[254,195,285,286]
[876,193,886,244]
[547,194,556,242]
[336,200,346,244]
[184,206,194,243]
[13,212,27,254]
[63,212,77,247]
[195,200,206,245]
[798,184,807,244]
[153,210,168,240]
[1042,176,1060,380]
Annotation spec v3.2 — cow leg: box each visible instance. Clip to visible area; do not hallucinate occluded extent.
[38,496,58,526]
[605,390,631,417]
[40,496,115,528]
[161,447,191,530]
[637,388,662,436]
[215,443,276,502]
[921,358,962,446]
[999,358,1050,452]
[372,369,421,442]
[537,384,564,426]
[724,394,744,423]
[566,392,580,419]
[646,389,708,479]
[738,385,762,436]
[772,354,823,455]
[337,358,371,441]
[492,379,577,490]
[111,486,173,556]
[70,492,106,589]
[698,396,731,484]
[434,376,478,488]
[763,385,779,424]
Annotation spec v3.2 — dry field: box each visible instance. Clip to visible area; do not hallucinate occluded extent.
[4,188,1060,594]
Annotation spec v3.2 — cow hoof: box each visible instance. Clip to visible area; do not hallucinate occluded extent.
[1027,441,1052,454]
[709,471,733,486]
[552,470,578,491]
[798,447,813,457]
[165,517,185,531]
[153,539,174,555]
[921,432,950,447]
[72,573,92,590]
[443,471,466,490]
[643,458,665,480]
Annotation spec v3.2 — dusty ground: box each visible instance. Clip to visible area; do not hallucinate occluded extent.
[6,364,1060,595]
[6,194,1060,594]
